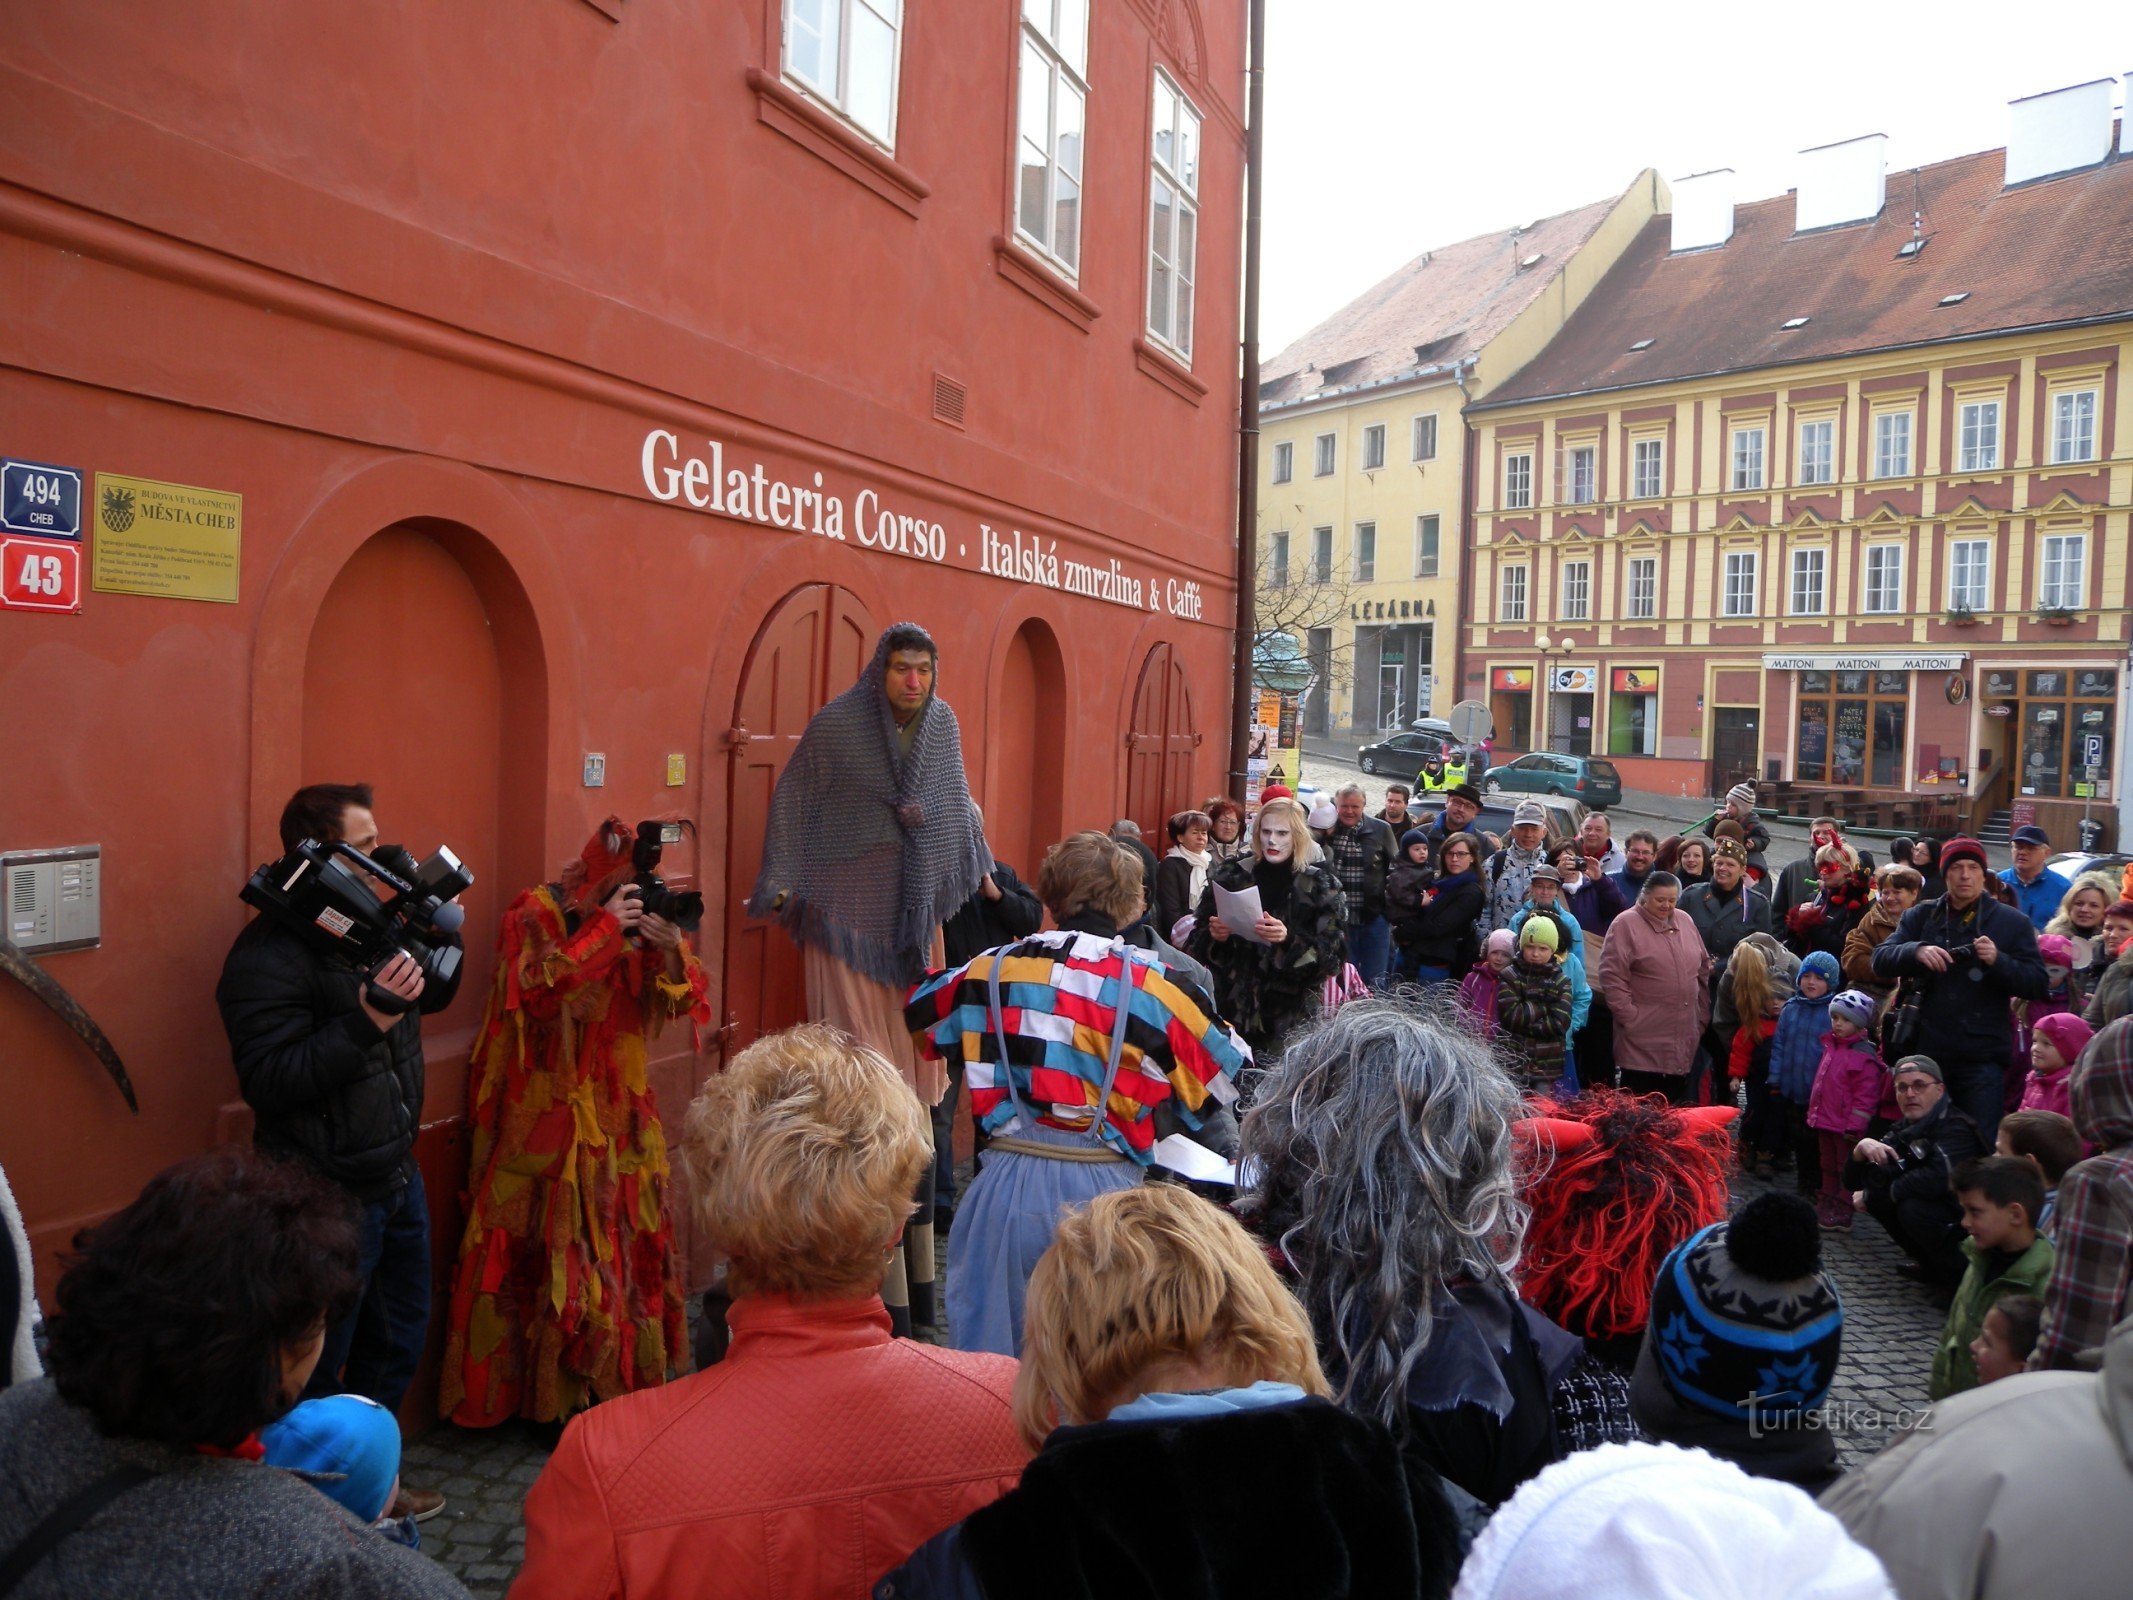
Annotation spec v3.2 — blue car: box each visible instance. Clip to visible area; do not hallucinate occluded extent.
[1482,753,1623,809]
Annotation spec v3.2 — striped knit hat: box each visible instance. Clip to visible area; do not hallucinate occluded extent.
[1726,782,1759,812]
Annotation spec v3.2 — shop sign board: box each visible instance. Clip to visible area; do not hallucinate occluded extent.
[1550,665,1598,693]
[1762,653,1966,672]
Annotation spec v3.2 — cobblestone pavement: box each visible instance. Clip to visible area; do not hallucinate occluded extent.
[403,1164,1946,1595]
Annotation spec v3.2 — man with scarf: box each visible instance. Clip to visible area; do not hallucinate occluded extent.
[1482,800,1552,938]
[440,821,710,1425]
[749,622,990,1335]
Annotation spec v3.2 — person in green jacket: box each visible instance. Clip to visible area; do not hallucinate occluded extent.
[1930,1156,2056,1399]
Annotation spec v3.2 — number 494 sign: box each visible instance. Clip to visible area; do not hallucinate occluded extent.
[2,535,82,613]
[2,458,83,540]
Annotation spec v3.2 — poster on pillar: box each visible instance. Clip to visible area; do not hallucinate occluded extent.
[1248,687,1303,809]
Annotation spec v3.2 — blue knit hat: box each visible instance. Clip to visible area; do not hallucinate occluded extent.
[1643,1193,1843,1421]
[1400,828,1430,853]
[261,1394,401,1523]
[1797,951,1840,991]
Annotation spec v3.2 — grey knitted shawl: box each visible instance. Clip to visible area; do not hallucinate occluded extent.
[746,624,990,988]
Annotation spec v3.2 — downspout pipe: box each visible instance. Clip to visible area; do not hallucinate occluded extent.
[1450,357,1479,738]
[1229,0,1267,802]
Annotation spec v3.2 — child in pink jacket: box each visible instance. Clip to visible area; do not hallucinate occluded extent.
[2021,1011,2094,1121]
[1807,989,1886,1231]
[1457,930,1517,1040]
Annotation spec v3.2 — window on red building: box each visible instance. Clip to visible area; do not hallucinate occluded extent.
[1147,69,1202,362]
[1017,0,1090,277]
[784,0,904,149]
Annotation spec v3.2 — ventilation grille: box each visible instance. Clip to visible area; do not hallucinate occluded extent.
[932,373,967,429]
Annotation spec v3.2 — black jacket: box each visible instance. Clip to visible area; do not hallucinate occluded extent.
[1863,1094,1985,1210]
[943,860,1044,966]
[1405,871,1483,971]
[1679,880,1773,966]
[216,916,462,1200]
[878,1398,1465,1600]
[1870,892,2050,1067]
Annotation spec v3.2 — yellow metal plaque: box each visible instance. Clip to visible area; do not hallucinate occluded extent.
[91,472,242,603]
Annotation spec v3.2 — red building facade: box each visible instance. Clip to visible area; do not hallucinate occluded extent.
[0,0,1245,1394]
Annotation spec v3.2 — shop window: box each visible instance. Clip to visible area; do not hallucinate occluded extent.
[2015,668,2116,800]
[1608,668,1658,757]
[1795,669,1908,787]
[1490,667,1534,751]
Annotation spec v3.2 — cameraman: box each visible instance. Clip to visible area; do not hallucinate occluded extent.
[214,782,462,1512]
[1871,834,2047,1144]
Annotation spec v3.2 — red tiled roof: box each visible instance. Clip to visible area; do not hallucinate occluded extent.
[1259,194,1622,407]
[1480,143,2133,408]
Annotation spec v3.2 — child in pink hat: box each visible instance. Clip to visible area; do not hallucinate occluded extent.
[2010,933,2086,1112]
[2022,1011,2094,1121]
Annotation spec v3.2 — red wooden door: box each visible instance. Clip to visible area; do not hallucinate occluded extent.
[1125,642,1200,838]
[722,584,877,1054]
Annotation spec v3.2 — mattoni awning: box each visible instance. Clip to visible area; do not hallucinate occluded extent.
[1761,653,1968,672]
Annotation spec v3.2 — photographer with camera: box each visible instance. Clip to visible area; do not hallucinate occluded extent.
[440,817,710,1428]
[1872,835,2050,1146]
[215,781,465,1522]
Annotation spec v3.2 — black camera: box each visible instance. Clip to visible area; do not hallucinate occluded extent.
[629,820,704,930]
[242,839,473,990]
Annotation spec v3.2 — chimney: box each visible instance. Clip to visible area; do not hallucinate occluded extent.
[1670,169,1735,253]
[2123,72,2133,155]
[1794,133,1887,231]
[2005,79,2115,186]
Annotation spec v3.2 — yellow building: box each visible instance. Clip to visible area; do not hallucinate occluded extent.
[1257,171,1662,740]
[1465,90,2133,845]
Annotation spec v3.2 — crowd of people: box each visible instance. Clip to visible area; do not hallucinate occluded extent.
[6,628,2133,1598]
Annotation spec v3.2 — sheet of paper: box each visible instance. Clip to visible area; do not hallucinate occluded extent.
[1151,1134,1238,1186]
[1213,882,1268,943]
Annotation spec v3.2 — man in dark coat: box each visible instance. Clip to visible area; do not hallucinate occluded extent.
[1850,1055,1985,1282]
[1871,835,2050,1144]
[215,782,462,1518]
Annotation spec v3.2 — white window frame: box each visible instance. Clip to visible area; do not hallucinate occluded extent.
[1503,451,1533,510]
[1873,410,1913,479]
[1561,559,1591,620]
[1566,445,1597,504]
[1311,526,1333,584]
[1863,544,1905,614]
[1957,399,2001,473]
[1722,550,1759,618]
[1789,547,1826,616]
[1626,555,1657,619]
[1499,563,1529,622]
[1730,425,1767,491]
[1796,418,1834,486]
[1353,521,1376,583]
[1144,68,1202,363]
[1361,423,1386,472]
[1412,413,1439,462]
[2051,389,2099,465]
[1632,437,1664,499]
[1270,440,1292,484]
[1268,530,1290,588]
[1414,514,1440,578]
[1947,538,1991,612]
[1014,0,1090,279]
[783,0,904,150]
[2039,533,2087,610]
[1313,433,1335,477]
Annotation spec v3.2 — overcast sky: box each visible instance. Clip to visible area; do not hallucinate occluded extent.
[1260,0,2132,353]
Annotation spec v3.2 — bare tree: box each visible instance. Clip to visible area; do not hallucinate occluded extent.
[1255,535,1361,728]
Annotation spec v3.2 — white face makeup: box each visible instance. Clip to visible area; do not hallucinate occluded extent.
[1259,818,1293,863]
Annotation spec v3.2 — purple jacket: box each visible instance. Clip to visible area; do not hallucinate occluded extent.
[1458,964,1501,1039]
[1808,1030,1887,1135]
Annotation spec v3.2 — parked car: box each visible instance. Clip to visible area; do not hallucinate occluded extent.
[1482,752,1623,809]
[2048,851,2133,886]
[1357,727,1454,776]
[1410,794,1588,856]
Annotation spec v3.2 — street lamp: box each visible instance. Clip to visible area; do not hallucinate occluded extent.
[1536,632,1575,752]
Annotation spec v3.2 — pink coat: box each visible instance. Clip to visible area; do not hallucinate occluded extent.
[2020,1062,2075,1120]
[1807,1029,1887,1134]
[1598,904,1710,1077]
[1458,966,1501,1038]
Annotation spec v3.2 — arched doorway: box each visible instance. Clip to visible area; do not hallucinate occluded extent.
[300,519,547,1424]
[1125,642,1200,838]
[721,583,879,1053]
[989,618,1067,876]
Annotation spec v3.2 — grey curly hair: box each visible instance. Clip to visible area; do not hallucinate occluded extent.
[1238,995,1528,1429]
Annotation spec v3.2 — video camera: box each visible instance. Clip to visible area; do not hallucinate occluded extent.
[241,839,474,989]
[629,820,704,930]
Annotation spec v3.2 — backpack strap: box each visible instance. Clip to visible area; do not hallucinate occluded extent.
[0,1463,158,1597]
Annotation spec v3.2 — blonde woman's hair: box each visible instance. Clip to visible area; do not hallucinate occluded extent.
[1038,829,1145,925]
[1731,937,1778,1022]
[1012,1184,1328,1449]
[681,1023,928,1299]
[1815,842,1861,871]
[1251,796,1320,872]
[2049,870,2124,938]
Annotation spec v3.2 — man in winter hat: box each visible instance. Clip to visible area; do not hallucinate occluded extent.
[1631,1191,1845,1490]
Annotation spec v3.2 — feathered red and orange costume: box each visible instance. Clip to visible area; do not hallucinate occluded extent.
[1514,1090,1738,1362]
[440,819,712,1426]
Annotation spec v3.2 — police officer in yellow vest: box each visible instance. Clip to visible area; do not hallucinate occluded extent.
[1417,751,1451,793]
[1440,748,1469,789]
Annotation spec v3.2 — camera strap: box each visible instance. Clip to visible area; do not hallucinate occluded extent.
[0,1464,158,1596]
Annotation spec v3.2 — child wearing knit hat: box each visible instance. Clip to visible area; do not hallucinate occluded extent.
[1458,928,1517,1039]
[2021,1011,2094,1121]
[1807,991,1889,1230]
[2009,933,2087,1115]
[1496,916,1573,1094]
[1769,952,1840,1199]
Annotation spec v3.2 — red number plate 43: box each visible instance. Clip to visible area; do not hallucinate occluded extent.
[1,535,82,612]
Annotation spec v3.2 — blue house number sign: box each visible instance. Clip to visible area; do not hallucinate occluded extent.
[2,459,83,540]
